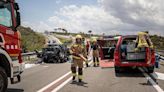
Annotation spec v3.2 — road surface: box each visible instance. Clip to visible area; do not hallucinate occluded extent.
[45,34,62,44]
[11,34,164,92]
[8,60,164,92]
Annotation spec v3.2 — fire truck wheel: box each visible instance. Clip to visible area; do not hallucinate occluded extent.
[0,67,8,92]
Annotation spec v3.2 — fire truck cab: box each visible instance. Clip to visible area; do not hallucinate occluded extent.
[114,35,155,73]
[0,0,24,91]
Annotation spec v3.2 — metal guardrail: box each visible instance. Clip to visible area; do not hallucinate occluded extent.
[21,51,41,63]
[156,50,164,60]
[22,52,36,56]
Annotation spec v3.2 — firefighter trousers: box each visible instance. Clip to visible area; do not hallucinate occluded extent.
[71,59,83,80]
[93,57,99,66]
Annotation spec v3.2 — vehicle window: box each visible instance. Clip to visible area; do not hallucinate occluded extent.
[99,40,117,47]
[0,2,12,27]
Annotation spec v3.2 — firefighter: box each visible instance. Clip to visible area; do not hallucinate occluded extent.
[135,31,154,51]
[91,39,100,67]
[70,35,86,82]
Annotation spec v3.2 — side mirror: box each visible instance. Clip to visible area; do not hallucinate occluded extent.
[12,3,20,30]
[12,11,21,31]
[16,11,21,28]
[14,3,19,10]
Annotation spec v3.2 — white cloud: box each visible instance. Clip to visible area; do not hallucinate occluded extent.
[99,0,164,35]
[47,5,123,35]
[22,21,53,32]
[22,0,164,36]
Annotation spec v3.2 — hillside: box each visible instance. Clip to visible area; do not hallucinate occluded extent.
[52,32,164,50]
[150,35,164,50]
[17,26,45,52]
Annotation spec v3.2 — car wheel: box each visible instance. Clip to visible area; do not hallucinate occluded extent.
[147,66,154,73]
[48,58,58,63]
[0,67,8,92]
[115,66,121,73]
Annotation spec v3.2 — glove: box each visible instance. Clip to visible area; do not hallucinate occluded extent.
[72,53,79,57]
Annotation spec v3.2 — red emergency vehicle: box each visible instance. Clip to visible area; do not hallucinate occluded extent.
[0,0,24,91]
[114,35,155,73]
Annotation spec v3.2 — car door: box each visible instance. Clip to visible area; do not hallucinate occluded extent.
[97,39,116,60]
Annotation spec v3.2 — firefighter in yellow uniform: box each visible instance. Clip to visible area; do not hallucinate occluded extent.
[135,31,154,51]
[70,35,86,82]
[135,31,154,64]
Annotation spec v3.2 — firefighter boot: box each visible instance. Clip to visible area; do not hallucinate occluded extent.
[71,67,76,81]
[86,62,89,67]
[93,57,96,67]
[97,57,99,67]
[78,68,83,82]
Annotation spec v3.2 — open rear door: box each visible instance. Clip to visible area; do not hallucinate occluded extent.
[97,38,117,60]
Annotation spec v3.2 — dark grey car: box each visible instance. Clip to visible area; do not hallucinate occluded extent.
[36,44,69,63]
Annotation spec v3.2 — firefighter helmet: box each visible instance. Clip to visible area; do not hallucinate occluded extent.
[75,35,82,39]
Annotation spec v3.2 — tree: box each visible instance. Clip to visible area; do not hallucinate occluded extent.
[88,30,92,34]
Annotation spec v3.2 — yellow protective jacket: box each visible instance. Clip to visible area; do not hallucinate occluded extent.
[70,43,87,60]
[136,32,154,48]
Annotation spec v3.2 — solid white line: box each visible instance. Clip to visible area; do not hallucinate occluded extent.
[139,68,164,92]
[51,77,72,92]
[37,60,93,92]
[151,72,164,81]
[51,61,93,92]
[37,71,71,92]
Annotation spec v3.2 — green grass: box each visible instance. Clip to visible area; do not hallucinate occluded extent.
[150,35,164,50]
[55,36,73,47]
[18,26,45,52]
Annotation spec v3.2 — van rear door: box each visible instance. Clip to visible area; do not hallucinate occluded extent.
[97,39,117,60]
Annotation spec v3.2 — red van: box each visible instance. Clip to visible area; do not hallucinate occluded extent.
[114,35,155,73]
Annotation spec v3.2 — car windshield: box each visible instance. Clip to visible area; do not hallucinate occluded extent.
[0,1,12,27]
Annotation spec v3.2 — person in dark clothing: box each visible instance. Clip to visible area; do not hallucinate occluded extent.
[91,39,100,67]
[121,41,127,59]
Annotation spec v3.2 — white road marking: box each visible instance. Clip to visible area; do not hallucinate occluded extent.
[139,68,164,92]
[37,71,71,92]
[37,60,93,92]
[51,61,93,92]
[51,77,72,92]
[37,61,93,92]
[151,72,164,81]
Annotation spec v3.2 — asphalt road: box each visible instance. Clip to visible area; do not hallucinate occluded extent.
[7,60,164,92]
[8,63,70,92]
[59,66,156,92]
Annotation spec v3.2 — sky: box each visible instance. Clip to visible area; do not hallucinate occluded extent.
[16,0,164,36]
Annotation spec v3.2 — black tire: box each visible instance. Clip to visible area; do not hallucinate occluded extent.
[115,66,121,73]
[0,67,8,92]
[48,58,58,63]
[147,66,154,73]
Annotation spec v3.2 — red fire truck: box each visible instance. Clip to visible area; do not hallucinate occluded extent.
[114,35,155,73]
[0,0,24,91]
